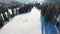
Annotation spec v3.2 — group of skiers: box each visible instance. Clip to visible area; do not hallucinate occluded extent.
[19,4,33,14]
[0,6,17,28]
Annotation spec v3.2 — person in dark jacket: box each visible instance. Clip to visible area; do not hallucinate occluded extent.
[0,14,4,28]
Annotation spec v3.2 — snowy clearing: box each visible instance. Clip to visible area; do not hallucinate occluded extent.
[0,7,42,34]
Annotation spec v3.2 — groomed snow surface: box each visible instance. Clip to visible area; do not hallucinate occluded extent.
[0,7,42,34]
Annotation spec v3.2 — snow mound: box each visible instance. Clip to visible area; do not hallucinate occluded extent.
[0,7,42,34]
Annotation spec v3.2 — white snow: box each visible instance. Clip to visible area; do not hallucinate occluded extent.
[0,7,42,34]
[8,9,12,15]
[57,13,60,22]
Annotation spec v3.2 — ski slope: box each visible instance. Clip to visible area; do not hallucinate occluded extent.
[0,7,42,34]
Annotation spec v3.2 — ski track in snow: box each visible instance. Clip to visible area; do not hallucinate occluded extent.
[0,7,42,34]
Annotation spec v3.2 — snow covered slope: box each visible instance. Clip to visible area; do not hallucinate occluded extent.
[0,7,41,34]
